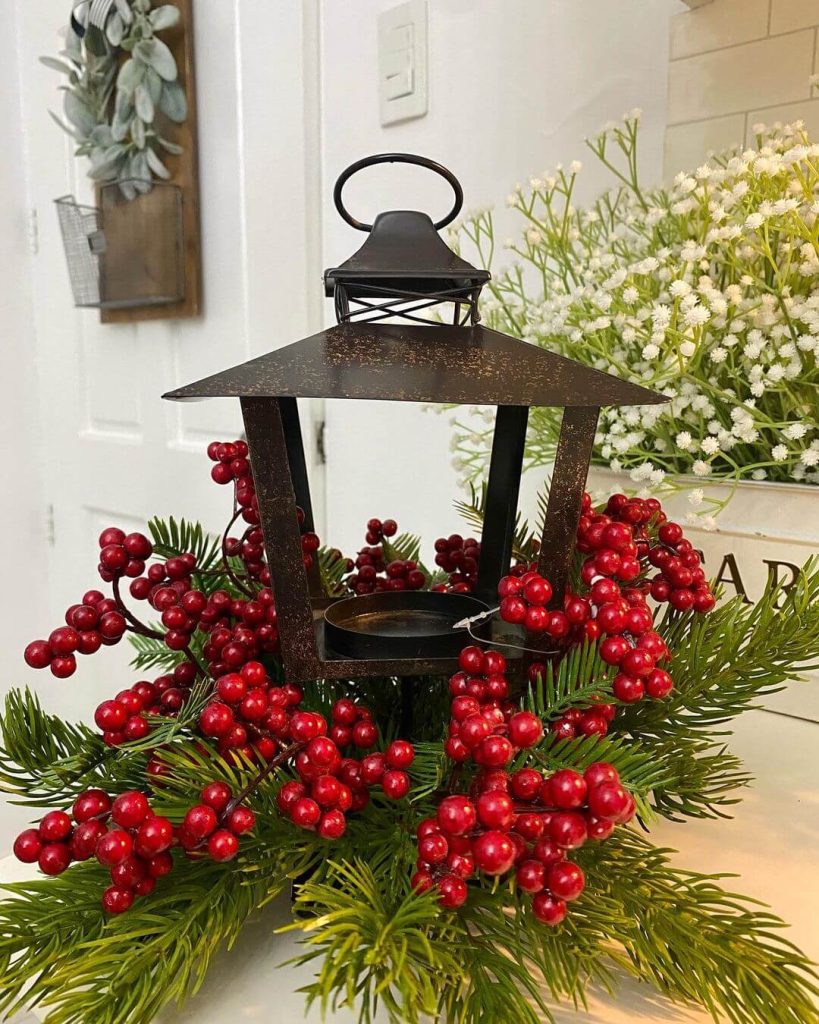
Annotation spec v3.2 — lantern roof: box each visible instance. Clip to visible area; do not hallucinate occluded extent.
[163,322,666,408]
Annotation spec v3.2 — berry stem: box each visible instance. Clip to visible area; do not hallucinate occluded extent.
[223,741,304,819]
[220,506,256,598]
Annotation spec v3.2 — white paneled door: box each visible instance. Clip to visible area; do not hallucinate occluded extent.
[13,1,325,722]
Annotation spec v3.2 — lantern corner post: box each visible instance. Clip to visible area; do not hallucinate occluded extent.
[239,395,322,681]
[537,405,600,605]
[475,404,529,603]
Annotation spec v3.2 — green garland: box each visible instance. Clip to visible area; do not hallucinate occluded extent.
[43,0,187,196]
[0,515,817,1023]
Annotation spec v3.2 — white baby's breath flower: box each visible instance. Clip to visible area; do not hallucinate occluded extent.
[680,340,696,357]
[745,213,764,229]
[772,444,789,461]
[688,488,705,507]
[675,431,693,451]
[692,460,712,477]
[784,423,808,439]
[701,437,720,455]
[800,448,819,467]
[570,160,583,173]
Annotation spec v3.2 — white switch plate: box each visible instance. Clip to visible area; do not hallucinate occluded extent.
[378,0,428,126]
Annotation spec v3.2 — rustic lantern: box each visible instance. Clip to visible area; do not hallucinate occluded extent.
[164,154,666,683]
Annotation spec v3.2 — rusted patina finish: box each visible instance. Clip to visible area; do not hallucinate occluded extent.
[164,153,669,683]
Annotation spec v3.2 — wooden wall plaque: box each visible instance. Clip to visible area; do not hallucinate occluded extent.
[101,0,201,323]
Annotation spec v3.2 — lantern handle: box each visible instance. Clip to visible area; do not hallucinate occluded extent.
[333,153,464,232]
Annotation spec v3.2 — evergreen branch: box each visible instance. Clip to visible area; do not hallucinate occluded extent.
[147,516,222,574]
[0,854,292,1024]
[318,545,351,597]
[525,640,615,718]
[578,830,819,1024]
[0,689,119,807]
[454,483,541,561]
[620,560,819,741]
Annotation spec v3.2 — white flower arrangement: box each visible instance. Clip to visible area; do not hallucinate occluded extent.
[448,115,819,512]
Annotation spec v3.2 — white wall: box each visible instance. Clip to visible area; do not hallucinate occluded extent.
[320,0,681,558]
[0,4,50,837]
[665,0,819,177]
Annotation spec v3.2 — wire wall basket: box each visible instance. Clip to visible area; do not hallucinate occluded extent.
[55,181,185,310]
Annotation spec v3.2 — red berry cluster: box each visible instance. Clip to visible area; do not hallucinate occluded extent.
[207,440,259,524]
[176,781,255,862]
[276,701,415,839]
[647,521,716,613]
[444,646,543,766]
[497,572,573,638]
[13,783,257,914]
[95,527,154,583]
[199,661,302,759]
[345,518,426,594]
[413,762,633,924]
[432,533,481,593]
[24,586,128,679]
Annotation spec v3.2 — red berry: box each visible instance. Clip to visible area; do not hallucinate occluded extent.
[134,816,174,857]
[385,740,415,769]
[476,790,514,830]
[70,819,107,861]
[612,673,645,703]
[583,762,620,789]
[474,735,513,767]
[200,702,235,737]
[201,781,233,813]
[437,874,468,909]
[291,797,321,829]
[102,885,135,914]
[588,782,631,822]
[72,788,112,823]
[50,655,77,678]
[96,830,133,867]
[532,837,563,865]
[227,806,256,835]
[382,769,411,800]
[547,769,587,810]
[510,768,542,802]
[458,646,485,674]
[549,811,588,849]
[183,804,218,840]
[419,833,449,864]
[208,829,240,862]
[13,829,43,863]
[351,720,378,748]
[531,892,567,926]
[645,668,674,699]
[39,810,73,842]
[516,858,547,893]
[24,640,52,669]
[147,852,174,878]
[472,830,515,875]
[411,870,434,893]
[437,795,477,835]
[523,576,552,606]
[547,861,585,901]
[507,711,543,749]
[317,809,346,839]
[111,791,150,829]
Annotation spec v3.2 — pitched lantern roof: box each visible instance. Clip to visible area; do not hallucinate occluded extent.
[163,322,666,408]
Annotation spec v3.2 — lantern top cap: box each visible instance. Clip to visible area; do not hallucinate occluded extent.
[162,322,668,408]
[323,153,489,309]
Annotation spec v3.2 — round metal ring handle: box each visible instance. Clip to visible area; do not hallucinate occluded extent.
[333,153,464,232]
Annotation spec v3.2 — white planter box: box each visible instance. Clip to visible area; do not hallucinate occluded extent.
[519,467,819,721]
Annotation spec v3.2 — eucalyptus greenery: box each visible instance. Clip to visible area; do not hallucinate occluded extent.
[43,0,187,197]
[0,513,817,1023]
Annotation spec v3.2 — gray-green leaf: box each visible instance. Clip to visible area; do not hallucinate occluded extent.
[48,109,79,141]
[130,151,150,181]
[135,82,155,122]
[146,147,171,179]
[106,12,124,47]
[131,115,146,149]
[39,56,74,75]
[114,0,133,25]
[148,5,181,31]
[134,38,177,81]
[158,79,187,122]
[145,67,163,105]
[156,135,183,155]
[63,91,96,135]
[117,58,144,94]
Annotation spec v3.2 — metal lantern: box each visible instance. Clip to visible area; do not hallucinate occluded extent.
[164,154,666,683]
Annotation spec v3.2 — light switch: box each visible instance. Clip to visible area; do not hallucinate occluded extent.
[378,0,427,126]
